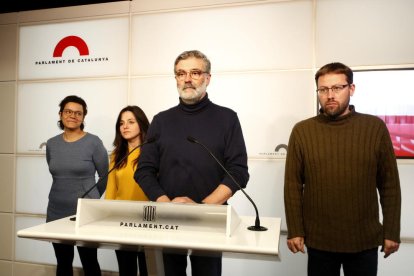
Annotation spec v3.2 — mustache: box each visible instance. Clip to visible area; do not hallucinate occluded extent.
[184,83,195,89]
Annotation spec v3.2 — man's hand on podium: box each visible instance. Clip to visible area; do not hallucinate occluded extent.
[171,197,196,204]
[156,195,171,202]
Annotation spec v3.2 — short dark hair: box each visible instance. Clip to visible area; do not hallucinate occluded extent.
[58,95,87,130]
[315,62,353,85]
[174,50,211,74]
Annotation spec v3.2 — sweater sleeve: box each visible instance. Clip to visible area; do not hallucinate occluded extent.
[377,123,401,243]
[135,116,166,201]
[222,114,249,194]
[92,137,109,196]
[284,125,305,239]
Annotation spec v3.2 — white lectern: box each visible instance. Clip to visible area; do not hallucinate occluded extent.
[17,199,281,275]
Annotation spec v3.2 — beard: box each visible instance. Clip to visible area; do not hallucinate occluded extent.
[178,80,207,104]
[322,97,350,118]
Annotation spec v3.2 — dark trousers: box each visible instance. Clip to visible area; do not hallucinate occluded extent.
[307,247,378,276]
[115,249,148,276]
[52,243,101,276]
[163,252,222,276]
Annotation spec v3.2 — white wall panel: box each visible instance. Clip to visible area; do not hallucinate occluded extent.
[15,216,118,271]
[16,157,51,214]
[19,17,129,80]
[209,71,316,158]
[17,79,129,153]
[131,1,313,75]
[132,71,316,159]
[316,0,414,67]
[130,76,178,122]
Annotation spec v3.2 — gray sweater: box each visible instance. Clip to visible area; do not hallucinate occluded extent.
[46,133,108,222]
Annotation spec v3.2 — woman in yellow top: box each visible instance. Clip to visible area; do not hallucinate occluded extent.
[105,105,150,276]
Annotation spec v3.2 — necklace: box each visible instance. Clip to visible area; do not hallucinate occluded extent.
[63,131,85,142]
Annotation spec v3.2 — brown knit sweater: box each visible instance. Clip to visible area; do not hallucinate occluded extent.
[284,106,401,252]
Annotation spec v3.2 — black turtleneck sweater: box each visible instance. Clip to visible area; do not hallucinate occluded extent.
[135,94,249,203]
[284,106,401,252]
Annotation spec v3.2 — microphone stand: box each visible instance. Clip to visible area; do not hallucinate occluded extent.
[187,136,267,231]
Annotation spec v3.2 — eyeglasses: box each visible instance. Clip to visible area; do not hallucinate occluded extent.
[175,70,209,81]
[62,109,83,117]
[316,84,350,95]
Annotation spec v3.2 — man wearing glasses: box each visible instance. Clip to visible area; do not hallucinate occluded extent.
[284,62,401,276]
[135,50,249,276]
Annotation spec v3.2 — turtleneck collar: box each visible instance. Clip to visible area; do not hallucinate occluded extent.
[178,93,211,113]
[317,105,356,124]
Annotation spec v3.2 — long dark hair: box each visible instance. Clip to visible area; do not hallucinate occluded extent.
[112,106,149,169]
[58,95,87,130]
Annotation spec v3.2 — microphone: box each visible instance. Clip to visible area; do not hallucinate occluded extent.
[187,136,267,231]
[69,137,156,221]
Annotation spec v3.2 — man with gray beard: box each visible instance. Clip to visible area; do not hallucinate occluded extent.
[135,50,249,276]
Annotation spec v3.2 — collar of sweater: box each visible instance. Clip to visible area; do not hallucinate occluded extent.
[317,105,356,124]
[178,93,211,113]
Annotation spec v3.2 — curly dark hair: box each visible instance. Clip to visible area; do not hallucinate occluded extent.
[58,95,87,130]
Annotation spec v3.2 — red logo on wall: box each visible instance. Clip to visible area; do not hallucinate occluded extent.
[35,35,109,65]
[53,36,89,57]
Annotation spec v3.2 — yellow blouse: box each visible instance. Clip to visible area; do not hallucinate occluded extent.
[105,148,148,201]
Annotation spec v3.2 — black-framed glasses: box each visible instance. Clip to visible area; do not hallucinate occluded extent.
[175,70,208,81]
[62,109,83,117]
[316,84,350,95]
